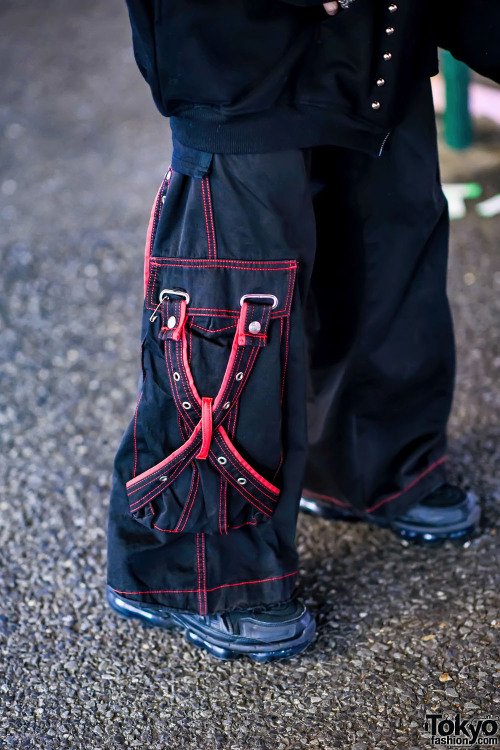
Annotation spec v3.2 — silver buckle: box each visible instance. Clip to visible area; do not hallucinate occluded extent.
[149,288,190,322]
[159,288,190,304]
[239,293,278,310]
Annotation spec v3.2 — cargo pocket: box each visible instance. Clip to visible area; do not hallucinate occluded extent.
[127,257,297,535]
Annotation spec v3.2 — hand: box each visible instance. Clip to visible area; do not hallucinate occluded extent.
[323,1,339,15]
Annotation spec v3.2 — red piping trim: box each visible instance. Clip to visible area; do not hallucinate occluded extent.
[110,571,297,596]
[126,422,202,490]
[196,397,213,460]
[218,427,280,496]
[132,392,143,478]
[366,456,448,513]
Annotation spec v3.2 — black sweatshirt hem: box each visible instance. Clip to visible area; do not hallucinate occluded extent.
[170,102,391,158]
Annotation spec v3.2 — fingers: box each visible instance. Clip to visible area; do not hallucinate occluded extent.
[323,1,339,15]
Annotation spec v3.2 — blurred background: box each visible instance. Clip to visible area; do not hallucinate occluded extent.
[0,1,499,748]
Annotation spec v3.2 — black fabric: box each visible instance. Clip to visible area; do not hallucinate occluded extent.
[124,0,500,155]
[107,77,452,615]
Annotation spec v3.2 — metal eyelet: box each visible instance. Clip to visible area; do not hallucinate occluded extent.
[385,26,394,35]
[237,477,247,485]
[167,316,176,329]
[182,401,191,410]
[173,372,180,381]
[159,476,168,482]
[235,372,244,381]
[223,402,231,410]
[383,52,392,61]
[217,456,227,465]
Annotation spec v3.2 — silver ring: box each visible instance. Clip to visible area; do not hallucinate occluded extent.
[240,293,278,310]
[159,288,191,305]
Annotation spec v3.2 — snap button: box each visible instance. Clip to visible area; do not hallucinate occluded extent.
[159,476,168,482]
[167,315,176,329]
[223,402,231,410]
[371,101,381,110]
[248,321,261,334]
[388,3,397,10]
[385,27,395,35]
[182,401,191,409]
[383,52,392,61]
[173,372,180,381]
[235,372,244,381]
[237,477,247,485]
[376,78,385,86]
[217,456,227,465]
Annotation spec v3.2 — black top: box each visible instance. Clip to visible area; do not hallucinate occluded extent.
[125,0,500,156]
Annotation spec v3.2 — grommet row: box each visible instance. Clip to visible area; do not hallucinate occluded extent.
[173,371,180,381]
[235,372,244,381]
[217,456,227,465]
[159,475,168,482]
[182,401,191,410]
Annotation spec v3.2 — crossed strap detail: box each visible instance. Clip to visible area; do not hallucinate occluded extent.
[126,297,280,520]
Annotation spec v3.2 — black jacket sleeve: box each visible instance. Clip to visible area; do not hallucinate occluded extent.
[124,0,156,85]
[434,0,500,84]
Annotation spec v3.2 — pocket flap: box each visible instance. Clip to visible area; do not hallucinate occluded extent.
[146,258,297,319]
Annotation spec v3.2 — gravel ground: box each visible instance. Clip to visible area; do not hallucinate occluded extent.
[0,1,499,748]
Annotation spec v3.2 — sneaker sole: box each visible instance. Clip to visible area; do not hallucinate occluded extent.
[299,497,482,544]
[107,587,316,662]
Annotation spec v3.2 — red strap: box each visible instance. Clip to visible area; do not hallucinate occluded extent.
[196,397,213,460]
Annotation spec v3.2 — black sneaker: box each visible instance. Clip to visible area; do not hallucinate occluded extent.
[106,586,316,663]
[300,483,482,544]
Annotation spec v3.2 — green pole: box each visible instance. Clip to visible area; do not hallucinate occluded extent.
[441,50,473,149]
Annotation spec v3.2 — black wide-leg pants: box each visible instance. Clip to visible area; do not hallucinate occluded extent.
[107,77,455,614]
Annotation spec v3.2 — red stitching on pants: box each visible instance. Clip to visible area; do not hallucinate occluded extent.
[206,177,217,259]
[366,456,448,513]
[177,466,200,532]
[201,533,207,614]
[189,322,236,334]
[214,433,279,502]
[201,177,213,260]
[165,341,197,431]
[196,534,203,615]
[152,465,200,533]
[109,571,297,596]
[149,259,295,268]
[173,463,197,531]
[301,489,351,508]
[132,391,143,478]
[211,454,273,516]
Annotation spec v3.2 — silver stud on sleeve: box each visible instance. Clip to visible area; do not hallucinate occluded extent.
[385,26,395,35]
[388,3,397,11]
[383,52,392,61]
[371,101,381,110]
[377,78,385,87]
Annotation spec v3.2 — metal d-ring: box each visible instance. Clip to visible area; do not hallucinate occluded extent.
[150,288,191,322]
[159,288,191,304]
[239,293,278,310]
